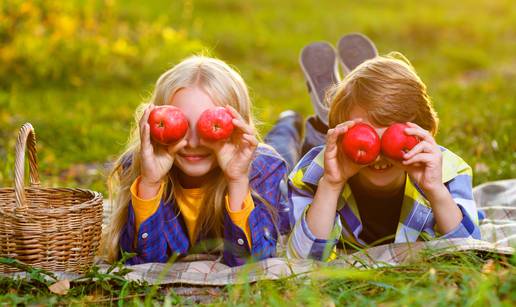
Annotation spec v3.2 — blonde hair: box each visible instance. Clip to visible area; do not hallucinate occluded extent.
[101,56,265,262]
[328,52,438,135]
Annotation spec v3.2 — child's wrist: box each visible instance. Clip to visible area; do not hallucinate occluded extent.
[320,175,346,191]
[425,183,450,204]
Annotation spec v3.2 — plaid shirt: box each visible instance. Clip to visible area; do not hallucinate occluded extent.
[119,145,290,267]
[287,145,481,261]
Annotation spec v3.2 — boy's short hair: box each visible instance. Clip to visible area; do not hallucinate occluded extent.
[328,52,438,135]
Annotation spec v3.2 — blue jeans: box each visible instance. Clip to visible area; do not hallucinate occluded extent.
[264,115,327,172]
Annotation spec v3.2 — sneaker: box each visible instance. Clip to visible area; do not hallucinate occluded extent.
[299,41,340,127]
[337,33,378,73]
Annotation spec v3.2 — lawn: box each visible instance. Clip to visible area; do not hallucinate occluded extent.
[0,0,515,305]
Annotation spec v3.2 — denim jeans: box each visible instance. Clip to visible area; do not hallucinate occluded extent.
[264,114,327,172]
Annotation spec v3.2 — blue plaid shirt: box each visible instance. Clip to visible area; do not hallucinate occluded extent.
[287,145,481,261]
[119,145,290,267]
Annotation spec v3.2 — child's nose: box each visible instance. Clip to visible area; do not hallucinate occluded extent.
[186,126,200,147]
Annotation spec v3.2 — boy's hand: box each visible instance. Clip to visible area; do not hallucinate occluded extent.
[139,104,187,186]
[322,119,365,188]
[201,106,258,183]
[401,122,445,197]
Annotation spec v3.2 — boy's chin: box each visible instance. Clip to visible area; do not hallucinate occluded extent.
[357,169,405,191]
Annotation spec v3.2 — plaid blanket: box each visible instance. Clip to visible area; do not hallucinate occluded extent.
[3,179,515,286]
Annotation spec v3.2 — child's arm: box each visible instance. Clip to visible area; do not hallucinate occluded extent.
[306,122,364,239]
[118,104,189,264]
[288,121,363,260]
[402,123,480,238]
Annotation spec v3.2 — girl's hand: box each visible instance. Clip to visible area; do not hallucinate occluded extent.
[139,104,187,185]
[322,119,365,187]
[401,122,444,197]
[201,106,258,183]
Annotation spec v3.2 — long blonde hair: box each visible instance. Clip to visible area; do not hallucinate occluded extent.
[101,56,261,263]
[328,52,439,135]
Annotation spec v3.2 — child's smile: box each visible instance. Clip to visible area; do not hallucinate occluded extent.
[177,151,212,163]
[368,160,393,172]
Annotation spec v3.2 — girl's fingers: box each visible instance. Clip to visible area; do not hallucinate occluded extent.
[141,123,153,154]
[242,133,258,147]
[231,117,254,135]
[225,105,245,122]
[168,139,188,155]
[139,104,154,130]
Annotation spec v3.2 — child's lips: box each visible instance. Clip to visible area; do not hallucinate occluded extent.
[179,153,210,162]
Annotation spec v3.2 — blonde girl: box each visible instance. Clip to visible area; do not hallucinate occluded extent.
[102,56,290,266]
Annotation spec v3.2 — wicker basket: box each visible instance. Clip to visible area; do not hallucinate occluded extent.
[0,123,103,273]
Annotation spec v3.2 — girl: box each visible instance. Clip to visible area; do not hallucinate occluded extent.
[102,56,291,267]
[288,54,481,260]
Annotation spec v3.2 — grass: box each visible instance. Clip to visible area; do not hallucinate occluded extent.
[1,252,515,305]
[1,0,515,305]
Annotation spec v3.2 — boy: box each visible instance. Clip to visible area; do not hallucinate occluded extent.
[287,53,480,260]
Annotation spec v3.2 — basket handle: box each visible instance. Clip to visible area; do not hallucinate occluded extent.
[14,123,41,208]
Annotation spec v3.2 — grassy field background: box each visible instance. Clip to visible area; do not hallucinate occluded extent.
[1,0,515,305]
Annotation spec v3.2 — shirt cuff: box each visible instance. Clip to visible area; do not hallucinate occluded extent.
[225,192,255,248]
[439,204,481,240]
[287,204,341,261]
[130,176,164,232]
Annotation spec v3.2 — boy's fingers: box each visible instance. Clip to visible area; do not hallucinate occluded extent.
[404,124,435,145]
[334,119,361,130]
[403,141,434,159]
[402,153,433,166]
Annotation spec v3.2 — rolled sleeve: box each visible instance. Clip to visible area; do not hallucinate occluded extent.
[130,176,164,233]
[287,205,341,261]
[225,192,255,249]
[440,204,481,240]
[223,200,278,267]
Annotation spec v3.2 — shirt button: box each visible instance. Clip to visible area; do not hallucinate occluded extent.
[237,238,244,246]
[264,228,271,239]
[141,233,148,239]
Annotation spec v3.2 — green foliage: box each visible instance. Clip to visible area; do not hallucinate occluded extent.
[0,0,203,87]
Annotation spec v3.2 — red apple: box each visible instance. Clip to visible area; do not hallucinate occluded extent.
[341,123,381,164]
[196,107,234,141]
[148,105,189,145]
[381,123,419,161]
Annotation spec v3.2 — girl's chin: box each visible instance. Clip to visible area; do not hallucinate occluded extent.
[175,160,218,178]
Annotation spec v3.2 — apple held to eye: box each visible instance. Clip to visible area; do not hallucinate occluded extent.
[148,106,189,145]
[341,123,381,165]
[197,107,235,141]
[381,123,420,161]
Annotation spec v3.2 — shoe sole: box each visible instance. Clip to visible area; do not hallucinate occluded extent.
[337,33,378,73]
[299,41,339,126]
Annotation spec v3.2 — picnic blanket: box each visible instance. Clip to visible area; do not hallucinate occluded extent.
[3,179,515,285]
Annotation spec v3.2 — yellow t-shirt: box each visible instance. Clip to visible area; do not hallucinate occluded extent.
[130,176,254,247]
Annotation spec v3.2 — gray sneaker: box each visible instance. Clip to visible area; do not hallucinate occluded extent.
[299,41,340,127]
[337,33,378,73]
